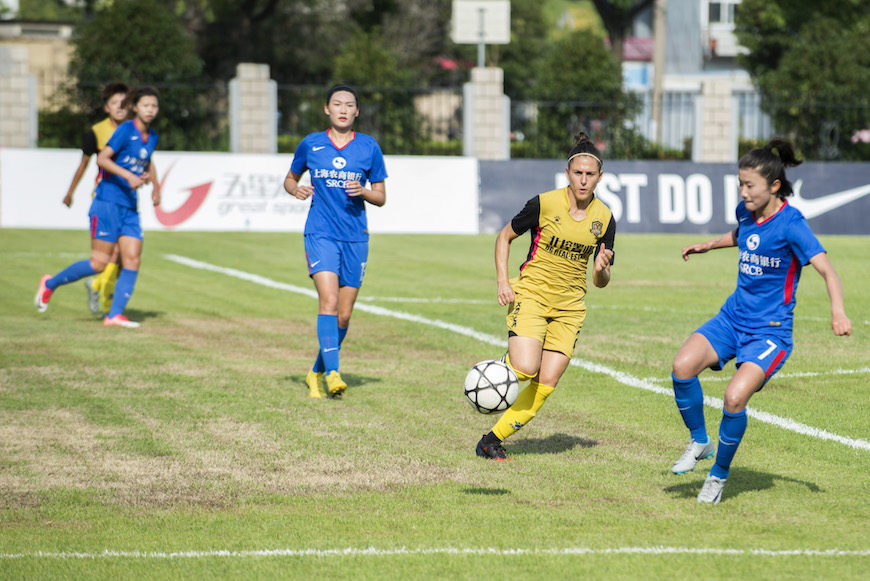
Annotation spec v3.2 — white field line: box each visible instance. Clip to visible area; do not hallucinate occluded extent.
[643,367,870,383]
[163,254,870,452]
[2,546,869,560]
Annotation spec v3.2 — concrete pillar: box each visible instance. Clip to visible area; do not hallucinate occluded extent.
[229,63,277,154]
[0,45,37,148]
[695,79,735,162]
[465,67,509,160]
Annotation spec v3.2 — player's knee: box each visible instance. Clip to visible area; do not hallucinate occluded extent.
[123,256,141,270]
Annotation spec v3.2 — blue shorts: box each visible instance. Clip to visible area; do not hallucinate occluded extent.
[89,199,143,242]
[696,311,793,384]
[304,235,368,288]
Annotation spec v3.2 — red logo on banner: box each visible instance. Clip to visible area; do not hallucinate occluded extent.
[154,163,212,227]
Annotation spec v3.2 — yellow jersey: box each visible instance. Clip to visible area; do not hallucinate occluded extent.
[510,187,616,312]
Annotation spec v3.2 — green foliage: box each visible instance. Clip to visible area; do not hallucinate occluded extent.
[17,0,83,20]
[514,29,642,159]
[735,0,870,160]
[40,0,221,151]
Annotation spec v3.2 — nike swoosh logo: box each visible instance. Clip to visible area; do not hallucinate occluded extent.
[789,180,870,219]
[323,347,338,353]
[310,260,321,268]
[312,146,325,151]
[98,231,109,236]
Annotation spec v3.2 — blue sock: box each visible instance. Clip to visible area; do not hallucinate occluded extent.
[313,326,347,373]
[107,268,138,318]
[710,409,748,480]
[672,374,708,444]
[316,314,340,373]
[47,260,97,290]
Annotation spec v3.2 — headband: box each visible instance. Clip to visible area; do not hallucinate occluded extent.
[567,152,602,166]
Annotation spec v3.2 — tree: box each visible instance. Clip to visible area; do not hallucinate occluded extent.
[589,0,654,61]
[522,28,640,158]
[735,0,870,160]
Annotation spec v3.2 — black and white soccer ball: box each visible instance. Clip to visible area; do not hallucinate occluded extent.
[464,359,519,414]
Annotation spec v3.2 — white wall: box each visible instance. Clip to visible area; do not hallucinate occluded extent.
[0,149,479,234]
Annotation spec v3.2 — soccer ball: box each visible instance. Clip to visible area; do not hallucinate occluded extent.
[464,359,519,414]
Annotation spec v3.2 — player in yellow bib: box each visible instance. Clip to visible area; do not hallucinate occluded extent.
[476,133,616,460]
[62,82,129,316]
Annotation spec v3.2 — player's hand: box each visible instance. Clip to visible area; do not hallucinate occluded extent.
[62,193,73,207]
[594,243,613,273]
[832,313,852,336]
[681,243,710,261]
[497,281,515,306]
[292,185,313,200]
[345,180,365,197]
[151,183,161,207]
[126,172,146,189]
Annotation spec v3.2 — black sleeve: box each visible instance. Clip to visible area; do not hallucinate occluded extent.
[594,214,616,265]
[510,195,540,235]
[81,129,98,157]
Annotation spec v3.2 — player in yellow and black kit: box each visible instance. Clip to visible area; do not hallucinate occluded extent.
[476,132,616,460]
[62,82,129,316]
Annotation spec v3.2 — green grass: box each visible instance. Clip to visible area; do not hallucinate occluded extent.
[1,229,868,579]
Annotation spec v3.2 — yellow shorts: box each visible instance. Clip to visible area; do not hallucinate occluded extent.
[505,294,586,358]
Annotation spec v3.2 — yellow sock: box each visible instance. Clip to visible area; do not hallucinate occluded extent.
[492,380,555,441]
[505,353,534,382]
[98,262,120,312]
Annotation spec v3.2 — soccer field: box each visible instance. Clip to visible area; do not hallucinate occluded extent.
[1,229,868,579]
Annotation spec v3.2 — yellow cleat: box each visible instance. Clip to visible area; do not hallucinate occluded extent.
[325,370,347,398]
[305,370,326,398]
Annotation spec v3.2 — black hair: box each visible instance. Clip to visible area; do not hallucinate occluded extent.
[130,86,160,106]
[567,132,603,169]
[738,138,803,198]
[326,84,358,106]
[101,82,128,104]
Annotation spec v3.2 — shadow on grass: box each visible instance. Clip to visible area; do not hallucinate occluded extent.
[662,468,823,501]
[509,432,598,456]
[122,309,164,323]
[462,487,510,496]
[285,373,382,390]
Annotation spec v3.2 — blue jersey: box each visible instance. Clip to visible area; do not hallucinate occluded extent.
[720,201,825,333]
[94,120,158,210]
[290,130,387,242]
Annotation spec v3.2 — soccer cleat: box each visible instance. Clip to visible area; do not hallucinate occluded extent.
[305,370,326,398]
[476,434,509,460]
[103,314,140,328]
[697,475,727,504]
[671,439,715,474]
[85,279,101,314]
[325,370,347,398]
[35,275,52,313]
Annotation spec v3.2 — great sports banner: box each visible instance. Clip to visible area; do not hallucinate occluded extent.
[480,160,870,235]
[1,149,868,235]
[0,149,480,234]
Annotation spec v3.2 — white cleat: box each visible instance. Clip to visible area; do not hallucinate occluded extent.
[103,314,140,328]
[697,475,727,504]
[671,439,715,474]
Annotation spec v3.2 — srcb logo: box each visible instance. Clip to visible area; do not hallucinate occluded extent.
[746,233,760,251]
[332,157,346,169]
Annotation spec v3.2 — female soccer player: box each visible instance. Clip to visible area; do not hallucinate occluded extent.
[476,133,616,460]
[670,139,851,504]
[36,86,162,328]
[61,82,130,316]
[283,84,387,399]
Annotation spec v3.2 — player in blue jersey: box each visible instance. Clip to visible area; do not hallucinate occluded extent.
[283,84,388,398]
[36,86,161,329]
[669,139,851,504]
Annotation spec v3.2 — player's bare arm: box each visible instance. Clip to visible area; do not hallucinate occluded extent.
[284,169,313,200]
[808,252,852,336]
[681,229,738,261]
[63,154,91,207]
[148,161,161,207]
[592,242,613,288]
[346,180,386,207]
[495,223,519,306]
